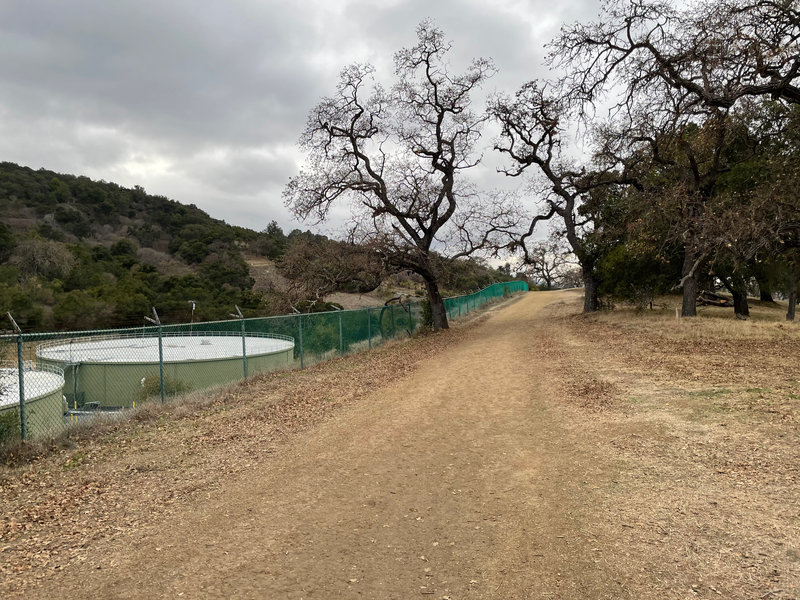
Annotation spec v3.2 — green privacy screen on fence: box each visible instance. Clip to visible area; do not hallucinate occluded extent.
[0,280,527,440]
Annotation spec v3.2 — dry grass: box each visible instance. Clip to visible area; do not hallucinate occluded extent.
[1,292,796,598]
[598,297,797,337]
[242,254,288,291]
[0,299,506,596]
[323,291,387,309]
[538,295,800,599]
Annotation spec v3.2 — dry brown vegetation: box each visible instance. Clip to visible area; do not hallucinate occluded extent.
[244,254,427,310]
[0,312,477,596]
[0,292,797,599]
[243,254,287,292]
[539,296,800,598]
[137,247,193,277]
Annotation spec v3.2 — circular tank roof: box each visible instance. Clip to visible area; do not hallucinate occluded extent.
[0,368,65,408]
[36,334,295,365]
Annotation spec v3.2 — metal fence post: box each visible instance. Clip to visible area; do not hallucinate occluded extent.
[157,324,165,404]
[367,308,372,349]
[408,303,413,332]
[241,318,248,378]
[7,314,26,440]
[338,310,343,355]
[16,333,26,440]
[232,306,247,379]
[298,314,304,369]
[144,308,166,404]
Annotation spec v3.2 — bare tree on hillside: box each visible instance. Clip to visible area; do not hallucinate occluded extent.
[285,22,518,331]
[10,239,75,280]
[278,236,387,308]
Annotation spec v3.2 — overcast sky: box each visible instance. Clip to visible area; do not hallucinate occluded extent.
[0,0,602,235]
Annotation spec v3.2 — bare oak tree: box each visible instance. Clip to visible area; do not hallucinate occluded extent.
[553,0,800,113]
[278,236,386,309]
[491,83,629,312]
[518,232,577,290]
[285,22,516,330]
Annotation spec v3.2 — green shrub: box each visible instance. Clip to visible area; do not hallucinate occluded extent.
[420,298,433,329]
[137,374,192,402]
[0,407,21,445]
[598,245,677,310]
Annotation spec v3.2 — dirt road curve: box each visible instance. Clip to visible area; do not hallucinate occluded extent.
[24,292,623,598]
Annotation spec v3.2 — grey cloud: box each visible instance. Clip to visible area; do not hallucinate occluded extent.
[179,146,300,197]
[0,0,601,229]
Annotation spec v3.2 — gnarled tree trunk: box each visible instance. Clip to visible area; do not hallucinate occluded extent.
[423,276,449,332]
[582,266,599,313]
[787,271,797,321]
[753,262,776,303]
[721,274,750,318]
[731,288,750,317]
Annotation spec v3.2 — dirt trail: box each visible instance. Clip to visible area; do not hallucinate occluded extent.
[19,292,622,598]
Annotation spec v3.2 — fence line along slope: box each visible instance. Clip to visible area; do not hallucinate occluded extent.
[0,281,527,442]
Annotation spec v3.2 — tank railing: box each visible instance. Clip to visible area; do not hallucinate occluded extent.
[0,364,65,405]
[0,360,63,376]
[0,363,64,381]
[34,330,295,354]
[23,362,65,377]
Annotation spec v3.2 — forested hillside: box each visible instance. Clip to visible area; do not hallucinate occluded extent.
[0,162,515,332]
[0,162,267,330]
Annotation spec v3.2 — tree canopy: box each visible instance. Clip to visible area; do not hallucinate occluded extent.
[492,0,800,318]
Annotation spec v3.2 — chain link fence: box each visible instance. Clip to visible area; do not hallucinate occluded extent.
[0,280,527,441]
